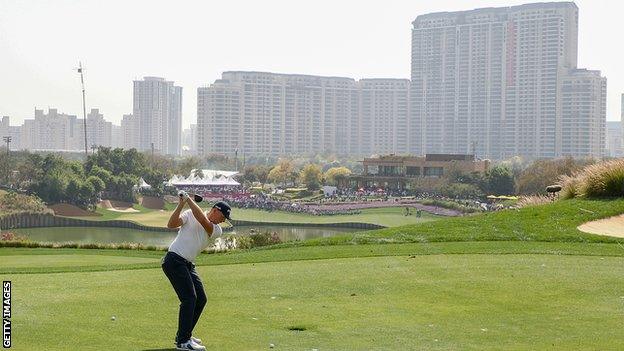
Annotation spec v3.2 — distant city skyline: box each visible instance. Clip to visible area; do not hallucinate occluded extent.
[0,0,622,129]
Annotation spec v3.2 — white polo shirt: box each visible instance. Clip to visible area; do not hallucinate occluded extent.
[168,209,222,263]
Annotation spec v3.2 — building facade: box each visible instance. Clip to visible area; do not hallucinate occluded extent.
[18,109,82,151]
[133,77,183,155]
[86,108,112,149]
[340,154,490,190]
[197,71,410,157]
[121,114,139,150]
[410,2,605,159]
[0,116,22,151]
[560,69,606,157]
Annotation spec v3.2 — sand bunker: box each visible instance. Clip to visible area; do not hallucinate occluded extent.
[107,207,140,213]
[98,200,140,213]
[50,203,101,217]
[578,214,624,238]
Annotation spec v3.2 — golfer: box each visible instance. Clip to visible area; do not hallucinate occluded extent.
[161,191,232,350]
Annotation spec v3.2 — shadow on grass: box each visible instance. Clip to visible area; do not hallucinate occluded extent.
[142,349,176,351]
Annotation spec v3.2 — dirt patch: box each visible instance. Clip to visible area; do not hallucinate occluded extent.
[141,196,165,210]
[578,214,624,238]
[50,203,101,217]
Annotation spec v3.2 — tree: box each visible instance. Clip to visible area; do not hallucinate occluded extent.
[87,176,105,193]
[78,181,96,208]
[268,159,295,186]
[486,165,515,195]
[516,157,595,195]
[177,156,203,175]
[0,153,10,184]
[324,166,352,186]
[89,166,112,186]
[142,168,167,195]
[299,164,323,190]
[241,165,271,185]
[66,178,82,203]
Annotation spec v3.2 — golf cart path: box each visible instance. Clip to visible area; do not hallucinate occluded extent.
[577,213,624,237]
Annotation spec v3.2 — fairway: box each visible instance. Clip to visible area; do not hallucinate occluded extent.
[2,245,624,350]
[0,254,158,269]
[68,206,441,228]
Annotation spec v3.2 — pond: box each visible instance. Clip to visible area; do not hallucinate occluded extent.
[5,225,362,247]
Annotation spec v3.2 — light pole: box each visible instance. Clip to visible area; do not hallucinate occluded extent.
[235,148,238,172]
[77,62,88,157]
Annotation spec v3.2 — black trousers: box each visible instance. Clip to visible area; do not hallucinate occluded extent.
[161,251,207,343]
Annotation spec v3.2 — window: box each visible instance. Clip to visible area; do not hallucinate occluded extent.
[424,167,444,177]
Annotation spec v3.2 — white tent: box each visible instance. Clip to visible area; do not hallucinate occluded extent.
[166,169,241,187]
[138,177,152,189]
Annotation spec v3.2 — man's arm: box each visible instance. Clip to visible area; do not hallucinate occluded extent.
[185,196,214,237]
[166,196,185,228]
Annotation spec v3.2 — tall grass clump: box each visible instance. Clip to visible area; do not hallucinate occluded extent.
[560,159,624,199]
[516,195,552,208]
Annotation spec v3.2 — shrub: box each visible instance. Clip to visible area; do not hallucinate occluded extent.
[235,231,282,249]
[560,159,624,199]
[440,183,484,199]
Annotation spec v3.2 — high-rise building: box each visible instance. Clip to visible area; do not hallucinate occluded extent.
[182,123,197,156]
[1,117,22,151]
[19,109,83,151]
[197,72,410,157]
[607,121,623,158]
[133,77,183,155]
[358,79,410,156]
[0,116,9,144]
[410,2,605,159]
[560,69,606,157]
[121,114,139,150]
[85,108,112,149]
[111,124,123,149]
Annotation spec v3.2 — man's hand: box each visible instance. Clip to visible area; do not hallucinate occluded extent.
[178,191,189,205]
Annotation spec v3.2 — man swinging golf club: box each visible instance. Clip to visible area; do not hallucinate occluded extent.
[161,191,232,350]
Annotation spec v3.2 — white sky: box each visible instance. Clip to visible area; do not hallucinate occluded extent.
[0,0,621,129]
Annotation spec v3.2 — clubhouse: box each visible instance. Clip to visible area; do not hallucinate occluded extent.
[339,154,490,190]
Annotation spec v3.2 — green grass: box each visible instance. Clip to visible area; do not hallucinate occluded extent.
[2,250,624,350]
[278,198,624,247]
[4,198,624,349]
[2,254,158,269]
[63,205,441,227]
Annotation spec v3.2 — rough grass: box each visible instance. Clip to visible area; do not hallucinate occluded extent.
[561,158,624,198]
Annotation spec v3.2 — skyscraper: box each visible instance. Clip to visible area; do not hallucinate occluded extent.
[197,71,410,157]
[85,108,112,149]
[410,2,605,159]
[121,114,139,150]
[133,77,183,155]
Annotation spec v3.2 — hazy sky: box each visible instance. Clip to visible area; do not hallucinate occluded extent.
[0,0,621,129]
